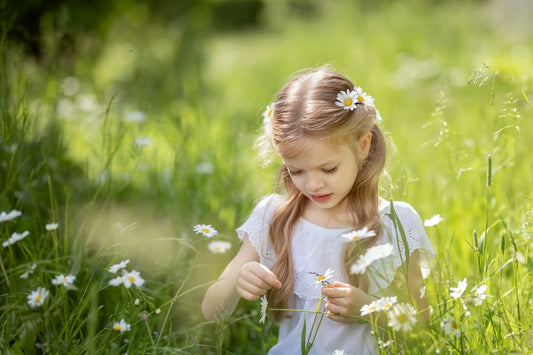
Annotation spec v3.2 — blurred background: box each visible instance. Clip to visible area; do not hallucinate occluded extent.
[2,0,533,353]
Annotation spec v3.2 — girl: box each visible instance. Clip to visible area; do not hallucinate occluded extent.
[202,68,434,354]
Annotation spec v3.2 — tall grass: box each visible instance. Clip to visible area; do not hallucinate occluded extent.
[1,0,533,353]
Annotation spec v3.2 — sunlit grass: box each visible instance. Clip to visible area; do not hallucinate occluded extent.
[1,0,533,353]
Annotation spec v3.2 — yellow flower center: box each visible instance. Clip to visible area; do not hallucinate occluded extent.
[35,295,42,302]
[357,95,365,103]
[60,278,67,283]
[352,235,359,240]
[268,108,273,117]
[397,312,409,323]
[201,228,210,234]
[114,325,122,331]
[451,320,458,329]
[128,276,136,282]
[317,275,325,282]
[215,247,221,252]
[344,98,353,106]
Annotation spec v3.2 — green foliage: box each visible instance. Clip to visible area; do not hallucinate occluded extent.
[1,0,533,353]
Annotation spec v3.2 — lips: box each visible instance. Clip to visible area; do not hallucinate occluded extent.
[310,194,332,203]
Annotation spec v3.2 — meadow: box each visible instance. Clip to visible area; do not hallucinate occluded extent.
[1,0,533,353]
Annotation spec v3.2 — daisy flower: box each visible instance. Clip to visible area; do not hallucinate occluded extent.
[450,278,468,299]
[340,227,376,242]
[440,315,460,337]
[27,287,50,308]
[125,110,146,123]
[51,274,76,287]
[360,300,380,316]
[0,210,22,223]
[353,87,376,106]
[208,241,232,254]
[366,243,393,261]
[259,295,268,323]
[108,259,130,274]
[472,284,488,306]
[263,103,274,124]
[2,231,30,248]
[387,303,417,332]
[193,224,218,238]
[45,223,59,231]
[313,268,334,287]
[122,270,145,288]
[335,89,358,111]
[424,214,443,227]
[350,253,373,275]
[113,319,131,333]
[376,296,398,311]
[109,275,125,286]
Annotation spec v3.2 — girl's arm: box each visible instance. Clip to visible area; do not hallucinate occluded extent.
[202,236,282,321]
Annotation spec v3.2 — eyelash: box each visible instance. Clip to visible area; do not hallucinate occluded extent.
[287,167,338,175]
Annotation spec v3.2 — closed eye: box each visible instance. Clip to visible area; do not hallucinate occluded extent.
[287,169,302,176]
[323,166,338,174]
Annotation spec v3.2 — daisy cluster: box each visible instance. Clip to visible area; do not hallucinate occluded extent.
[108,259,145,289]
[193,224,232,254]
[335,88,382,123]
[341,227,393,275]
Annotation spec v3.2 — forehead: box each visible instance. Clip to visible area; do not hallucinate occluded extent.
[280,138,350,167]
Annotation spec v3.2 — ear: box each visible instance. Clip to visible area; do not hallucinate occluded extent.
[358,131,373,159]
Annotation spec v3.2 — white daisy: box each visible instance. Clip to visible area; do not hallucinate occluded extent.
[2,231,30,248]
[350,253,373,275]
[376,296,398,311]
[193,224,218,238]
[424,214,443,227]
[440,315,460,337]
[450,278,468,299]
[109,276,125,286]
[125,110,146,123]
[263,103,274,124]
[340,227,376,242]
[353,87,376,106]
[113,319,131,333]
[45,223,59,231]
[122,270,145,288]
[27,287,49,308]
[208,241,232,254]
[0,210,22,223]
[314,268,334,287]
[108,259,130,274]
[360,300,380,316]
[366,243,393,261]
[387,303,417,332]
[335,89,358,111]
[472,284,488,306]
[51,274,76,287]
[259,295,268,323]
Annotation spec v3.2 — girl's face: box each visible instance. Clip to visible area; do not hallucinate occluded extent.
[281,134,371,215]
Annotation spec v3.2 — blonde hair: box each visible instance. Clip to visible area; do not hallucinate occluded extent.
[258,68,386,322]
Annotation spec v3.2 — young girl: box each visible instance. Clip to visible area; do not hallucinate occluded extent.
[202,68,434,354]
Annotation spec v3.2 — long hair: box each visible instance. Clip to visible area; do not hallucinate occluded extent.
[258,68,386,322]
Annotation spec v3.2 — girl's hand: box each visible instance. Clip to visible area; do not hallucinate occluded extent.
[236,262,282,301]
[321,281,369,324]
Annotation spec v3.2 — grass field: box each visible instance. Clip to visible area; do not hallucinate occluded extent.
[1,0,533,353]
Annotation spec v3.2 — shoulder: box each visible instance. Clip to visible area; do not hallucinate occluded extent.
[380,200,423,226]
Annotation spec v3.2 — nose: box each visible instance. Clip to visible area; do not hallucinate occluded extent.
[305,172,324,191]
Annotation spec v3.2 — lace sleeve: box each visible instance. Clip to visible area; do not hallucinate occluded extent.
[236,194,282,269]
[368,201,435,295]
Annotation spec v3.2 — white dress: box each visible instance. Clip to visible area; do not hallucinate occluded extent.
[237,194,435,355]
